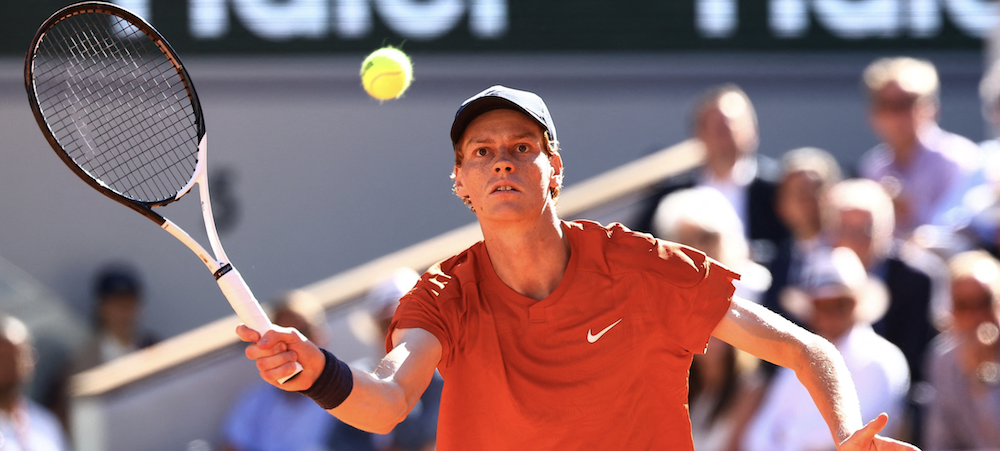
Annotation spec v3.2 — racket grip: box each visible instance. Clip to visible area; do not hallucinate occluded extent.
[216,267,271,334]
[216,267,303,384]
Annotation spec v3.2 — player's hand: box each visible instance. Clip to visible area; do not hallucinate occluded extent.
[236,324,324,392]
[838,413,921,451]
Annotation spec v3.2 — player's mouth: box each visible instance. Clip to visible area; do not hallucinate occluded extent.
[490,183,518,193]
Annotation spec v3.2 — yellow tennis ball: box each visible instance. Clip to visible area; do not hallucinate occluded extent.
[360,47,413,101]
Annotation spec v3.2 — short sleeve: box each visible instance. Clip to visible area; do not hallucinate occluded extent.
[654,245,739,354]
[386,262,459,366]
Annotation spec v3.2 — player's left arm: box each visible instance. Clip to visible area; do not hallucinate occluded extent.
[710,296,920,451]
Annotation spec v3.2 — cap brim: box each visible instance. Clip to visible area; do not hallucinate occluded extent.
[450,97,539,145]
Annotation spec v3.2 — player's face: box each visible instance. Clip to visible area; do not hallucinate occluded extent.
[453,109,562,221]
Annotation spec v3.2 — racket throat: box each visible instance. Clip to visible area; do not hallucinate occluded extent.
[214,263,234,280]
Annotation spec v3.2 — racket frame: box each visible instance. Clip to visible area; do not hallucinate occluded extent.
[23,2,296,362]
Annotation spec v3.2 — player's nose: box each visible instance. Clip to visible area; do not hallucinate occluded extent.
[493,150,514,173]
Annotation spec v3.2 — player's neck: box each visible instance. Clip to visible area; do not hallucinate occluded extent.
[481,212,569,301]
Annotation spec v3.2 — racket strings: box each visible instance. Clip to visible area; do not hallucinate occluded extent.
[31,10,199,204]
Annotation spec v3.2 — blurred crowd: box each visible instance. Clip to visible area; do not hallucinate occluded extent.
[628,56,1000,451]
[6,54,1000,451]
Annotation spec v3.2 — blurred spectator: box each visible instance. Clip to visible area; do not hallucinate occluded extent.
[688,336,765,451]
[74,263,158,372]
[632,83,789,265]
[222,293,336,451]
[653,187,770,450]
[955,60,1000,259]
[961,184,1000,260]
[339,267,440,451]
[652,186,772,303]
[825,179,947,387]
[0,313,70,451]
[977,59,1000,183]
[742,247,910,451]
[858,56,984,241]
[923,250,1000,450]
[763,146,843,321]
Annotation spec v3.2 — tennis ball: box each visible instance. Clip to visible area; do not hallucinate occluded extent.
[360,47,412,101]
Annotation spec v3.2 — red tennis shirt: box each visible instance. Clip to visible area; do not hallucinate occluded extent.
[388,220,739,450]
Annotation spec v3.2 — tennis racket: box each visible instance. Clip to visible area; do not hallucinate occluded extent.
[24,1,301,381]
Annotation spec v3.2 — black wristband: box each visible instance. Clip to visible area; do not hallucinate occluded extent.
[298,349,354,409]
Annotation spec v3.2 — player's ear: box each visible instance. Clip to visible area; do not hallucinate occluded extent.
[548,153,563,188]
[453,165,467,197]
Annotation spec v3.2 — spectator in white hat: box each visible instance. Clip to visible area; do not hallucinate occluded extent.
[742,247,910,451]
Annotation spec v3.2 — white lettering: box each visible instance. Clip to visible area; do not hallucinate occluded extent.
[113,0,151,19]
[375,0,464,40]
[946,0,1000,38]
[768,0,997,40]
[186,0,507,41]
[908,0,941,37]
[470,0,508,38]
[335,0,372,38]
[111,0,151,38]
[190,0,228,39]
[813,0,900,39]
[769,0,808,38]
[233,0,327,40]
[696,0,737,38]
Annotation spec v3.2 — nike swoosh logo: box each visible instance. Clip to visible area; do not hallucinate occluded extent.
[587,318,623,344]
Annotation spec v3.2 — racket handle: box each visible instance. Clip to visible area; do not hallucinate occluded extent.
[216,267,303,384]
[216,267,271,333]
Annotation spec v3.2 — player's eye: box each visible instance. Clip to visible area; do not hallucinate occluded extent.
[515,144,529,153]
[474,147,488,157]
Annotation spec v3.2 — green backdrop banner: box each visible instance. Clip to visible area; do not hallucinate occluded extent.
[5,0,996,55]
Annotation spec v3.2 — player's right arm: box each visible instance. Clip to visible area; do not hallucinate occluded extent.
[236,325,442,434]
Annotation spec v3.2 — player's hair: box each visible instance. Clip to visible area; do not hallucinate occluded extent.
[691,83,758,132]
[451,129,563,212]
[823,179,896,261]
[780,147,843,192]
[863,56,939,105]
[948,250,1000,311]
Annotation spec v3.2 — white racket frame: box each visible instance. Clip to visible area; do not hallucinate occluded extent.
[160,134,301,382]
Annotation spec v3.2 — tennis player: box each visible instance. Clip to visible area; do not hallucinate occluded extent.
[238,86,920,451]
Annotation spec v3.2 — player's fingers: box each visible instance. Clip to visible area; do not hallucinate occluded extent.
[872,434,921,451]
[857,413,888,445]
[254,348,297,373]
[841,413,888,450]
[245,340,288,360]
[235,324,260,343]
[862,413,888,439]
[256,327,305,349]
[262,361,307,388]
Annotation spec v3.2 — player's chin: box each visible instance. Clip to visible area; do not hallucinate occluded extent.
[476,203,536,221]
